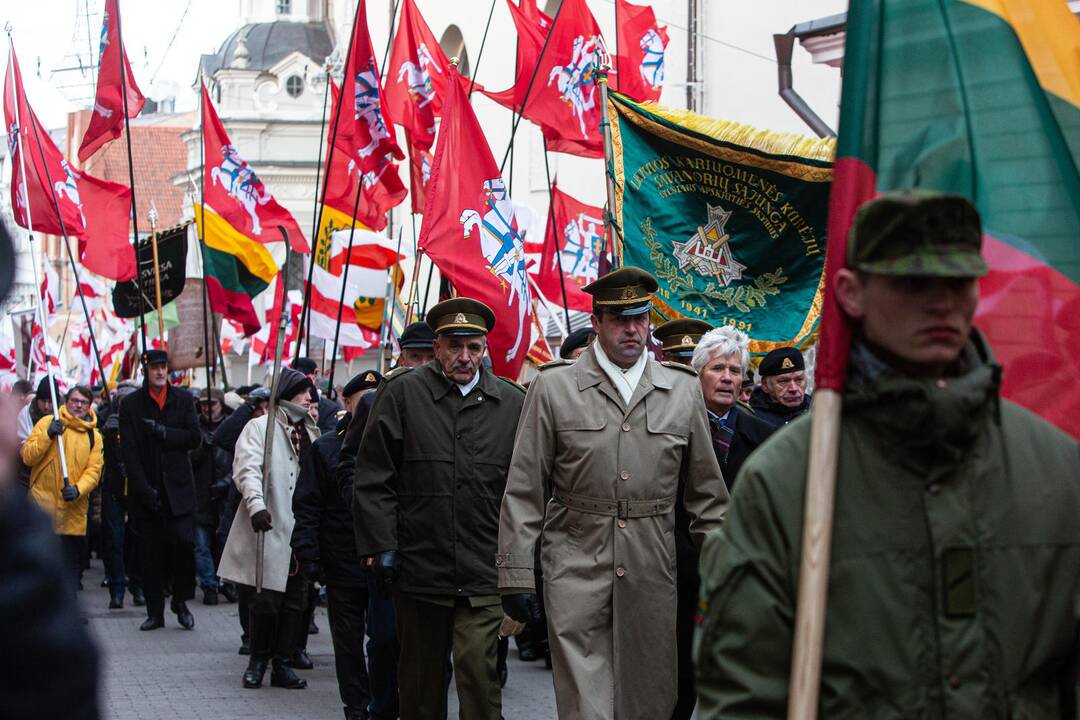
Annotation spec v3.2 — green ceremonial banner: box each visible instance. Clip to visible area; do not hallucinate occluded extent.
[608,93,835,354]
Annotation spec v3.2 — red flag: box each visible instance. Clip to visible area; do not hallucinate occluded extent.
[535,183,603,312]
[418,69,535,380]
[405,130,433,213]
[5,47,136,281]
[384,0,450,154]
[481,0,552,113]
[612,0,668,104]
[201,84,308,253]
[518,0,606,158]
[324,0,406,231]
[77,0,146,162]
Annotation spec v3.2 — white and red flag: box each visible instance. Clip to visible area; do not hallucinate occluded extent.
[612,0,668,103]
[418,68,534,379]
[5,47,136,281]
[77,0,146,161]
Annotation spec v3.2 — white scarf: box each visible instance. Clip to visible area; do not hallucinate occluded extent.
[593,342,647,406]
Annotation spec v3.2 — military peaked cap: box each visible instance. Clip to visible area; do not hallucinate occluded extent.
[582,266,658,316]
[653,318,713,357]
[426,298,497,335]
[141,349,169,366]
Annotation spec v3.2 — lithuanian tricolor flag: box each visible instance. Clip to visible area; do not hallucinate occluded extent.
[195,204,280,336]
[817,0,1080,440]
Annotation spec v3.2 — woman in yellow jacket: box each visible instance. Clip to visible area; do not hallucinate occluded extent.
[21,384,104,590]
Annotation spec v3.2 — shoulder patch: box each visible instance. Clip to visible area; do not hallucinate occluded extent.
[660,360,698,376]
[496,376,527,394]
[383,366,413,382]
[538,358,572,371]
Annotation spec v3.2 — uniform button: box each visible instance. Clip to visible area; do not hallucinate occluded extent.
[621,423,630,432]
[477,395,484,402]
[928,483,941,496]
[948,675,961,689]
[620,470,630,480]
[615,566,626,577]
[617,519,626,529]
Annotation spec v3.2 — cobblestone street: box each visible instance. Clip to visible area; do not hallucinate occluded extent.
[81,559,556,720]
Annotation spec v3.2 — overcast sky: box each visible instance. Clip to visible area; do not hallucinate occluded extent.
[4,0,243,130]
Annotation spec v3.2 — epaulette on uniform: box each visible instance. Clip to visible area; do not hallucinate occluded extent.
[538,358,572,371]
[736,399,754,414]
[383,366,414,382]
[496,376,528,394]
[660,360,698,376]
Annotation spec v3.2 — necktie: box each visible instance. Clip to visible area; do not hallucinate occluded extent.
[710,414,735,465]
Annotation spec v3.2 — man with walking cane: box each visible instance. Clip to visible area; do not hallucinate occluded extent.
[693,192,1080,718]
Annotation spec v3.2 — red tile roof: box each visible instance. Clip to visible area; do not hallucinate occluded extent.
[70,110,189,234]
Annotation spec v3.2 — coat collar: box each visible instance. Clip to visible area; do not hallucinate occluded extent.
[576,345,670,413]
[418,361,503,403]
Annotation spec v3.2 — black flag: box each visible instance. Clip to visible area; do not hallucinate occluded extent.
[112,222,190,318]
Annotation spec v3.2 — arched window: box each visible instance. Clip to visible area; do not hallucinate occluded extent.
[439,25,470,77]
[285,75,304,98]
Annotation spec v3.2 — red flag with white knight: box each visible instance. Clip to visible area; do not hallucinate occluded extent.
[519,0,606,158]
[418,68,534,380]
[384,0,450,154]
[324,0,406,232]
[535,182,604,312]
[5,46,136,281]
[201,84,308,253]
[482,0,552,113]
[77,0,146,162]
[613,0,668,103]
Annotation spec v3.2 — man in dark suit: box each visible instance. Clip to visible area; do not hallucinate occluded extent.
[118,349,202,631]
[668,325,776,720]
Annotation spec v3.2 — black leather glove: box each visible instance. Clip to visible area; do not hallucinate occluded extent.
[250,509,273,532]
[46,419,64,438]
[61,485,79,502]
[300,561,323,584]
[102,413,120,432]
[141,418,168,441]
[501,592,539,625]
[372,550,400,591]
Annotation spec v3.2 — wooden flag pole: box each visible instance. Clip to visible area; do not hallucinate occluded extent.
[256,230,292,594]
[147,205,166,344]
[787,389,842,720]
[596,57,621,269]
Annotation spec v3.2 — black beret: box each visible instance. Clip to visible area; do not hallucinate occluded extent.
[343,370,383,397]
[758,346,805,377]
[559,328,596,359]
[399,321,437,349]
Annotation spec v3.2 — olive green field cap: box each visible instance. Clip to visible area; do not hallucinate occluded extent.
[848,190,989,278]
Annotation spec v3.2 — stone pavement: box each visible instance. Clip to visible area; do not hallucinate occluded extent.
[81,559,557,720]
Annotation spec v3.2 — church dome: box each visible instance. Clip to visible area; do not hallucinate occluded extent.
[202,21,333,76]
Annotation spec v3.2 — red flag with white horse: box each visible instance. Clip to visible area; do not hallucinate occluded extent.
[418,69,534,380]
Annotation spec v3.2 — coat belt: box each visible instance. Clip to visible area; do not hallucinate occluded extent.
[553,491,676,520]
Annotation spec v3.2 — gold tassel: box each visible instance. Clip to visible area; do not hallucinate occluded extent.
[632,99,836,163]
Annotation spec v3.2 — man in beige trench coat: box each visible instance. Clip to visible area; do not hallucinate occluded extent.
[497,267,728,719]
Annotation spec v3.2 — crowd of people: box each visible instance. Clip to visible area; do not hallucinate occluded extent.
[2,190,1078,720]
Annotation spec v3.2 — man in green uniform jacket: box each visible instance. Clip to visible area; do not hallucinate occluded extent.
[353,298,526,720]
[694,191,1080,719]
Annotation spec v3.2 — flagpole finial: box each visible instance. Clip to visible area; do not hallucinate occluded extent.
[450,56,460,68]
[4,22,13,36]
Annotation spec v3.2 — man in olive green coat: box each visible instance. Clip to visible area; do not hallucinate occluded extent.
[695,191,1080,719]
[498,267,728,720]
[353,298,526,720]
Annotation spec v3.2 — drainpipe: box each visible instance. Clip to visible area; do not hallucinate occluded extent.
[773,32,835,138]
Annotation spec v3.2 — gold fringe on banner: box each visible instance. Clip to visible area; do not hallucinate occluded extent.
[630,99,836,163]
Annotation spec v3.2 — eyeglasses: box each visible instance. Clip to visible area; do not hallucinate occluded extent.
[67,398,90,407]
